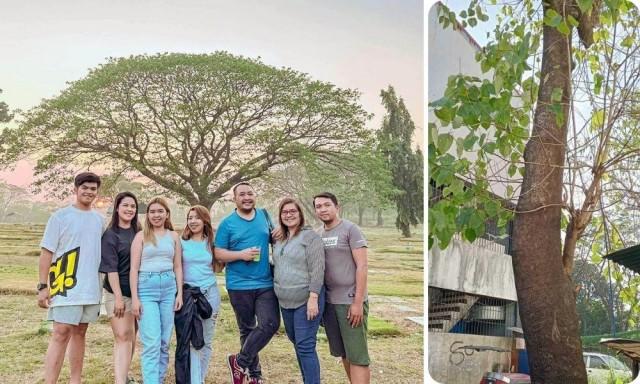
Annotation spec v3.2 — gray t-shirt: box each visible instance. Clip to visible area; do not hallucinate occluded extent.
[317,219,368,304]
[40,205,104,306]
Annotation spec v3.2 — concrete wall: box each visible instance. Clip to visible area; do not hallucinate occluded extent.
[428,333,512,384]
[428,236,517,301]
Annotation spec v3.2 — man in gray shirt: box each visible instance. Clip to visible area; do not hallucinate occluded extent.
[314,192,370,384]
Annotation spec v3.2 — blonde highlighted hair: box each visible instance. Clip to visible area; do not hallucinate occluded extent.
[143,197,174,246]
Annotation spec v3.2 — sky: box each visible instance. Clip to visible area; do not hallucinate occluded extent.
[0,0,423,189]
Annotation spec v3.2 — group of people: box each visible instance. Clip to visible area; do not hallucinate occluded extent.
[37,172,371,384]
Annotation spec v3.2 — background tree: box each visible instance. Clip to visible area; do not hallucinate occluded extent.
[260,144,397,226]
[429,0,638,381]
[378,86,423,237]
[0,52,371,207]
[0,89,12,124]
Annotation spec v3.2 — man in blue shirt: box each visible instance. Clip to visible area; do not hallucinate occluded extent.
[215,182,279,384]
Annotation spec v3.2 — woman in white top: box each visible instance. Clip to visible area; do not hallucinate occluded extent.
[130,197,183,383]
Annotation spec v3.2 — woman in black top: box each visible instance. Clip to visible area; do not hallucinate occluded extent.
[99,191,141,384]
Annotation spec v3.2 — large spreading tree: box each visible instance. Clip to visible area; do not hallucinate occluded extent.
[0,52,371,207]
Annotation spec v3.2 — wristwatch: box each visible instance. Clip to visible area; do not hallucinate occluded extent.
[37,283,48,291]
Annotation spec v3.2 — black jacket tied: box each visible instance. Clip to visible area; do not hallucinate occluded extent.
[175,283,213,384]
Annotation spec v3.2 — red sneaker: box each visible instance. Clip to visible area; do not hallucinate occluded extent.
[227,354,250,384]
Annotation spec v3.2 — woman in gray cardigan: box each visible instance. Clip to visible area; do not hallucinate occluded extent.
[273,197,325,384]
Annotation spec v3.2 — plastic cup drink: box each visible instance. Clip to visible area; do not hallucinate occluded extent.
[253,246,261,262]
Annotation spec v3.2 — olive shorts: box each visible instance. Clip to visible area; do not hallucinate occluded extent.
[323,301,370,366]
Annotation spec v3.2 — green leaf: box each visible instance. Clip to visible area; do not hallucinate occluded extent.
[451,115,464,129]
[506,184,514,197]
[576,0,593,13]
[460,10,467,18]
[456,137,464,157]
[485,200,500,217]
[621,35,635,48]
[469,211,484,232]
[557,21,570,36]
[463,133,478,150]
[434,107,455,124]
[429,123,438,147]
[468,17,477,27]
[464,227,477,242]
[437,133,454,153]
[551,87,563,102]
[494,75,504,93]
[594,73,603,95]
[567,15,579,27]
[544,9,562,27]
[590,109,605,132]
[484,142,496,154]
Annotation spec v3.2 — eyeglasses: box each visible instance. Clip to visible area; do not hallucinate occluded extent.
[281,209,299,216]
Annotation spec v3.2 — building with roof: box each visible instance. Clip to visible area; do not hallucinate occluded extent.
[427,3,523,383]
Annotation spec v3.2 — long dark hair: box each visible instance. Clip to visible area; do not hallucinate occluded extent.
[278,197,305,238]
[109,191,140,231]
[182,205,215,253]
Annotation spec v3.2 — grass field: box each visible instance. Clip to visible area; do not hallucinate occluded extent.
[0,224,424,383]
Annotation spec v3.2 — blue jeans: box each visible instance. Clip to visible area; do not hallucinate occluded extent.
[281,288,325,384]
[138,271,177,384]
[190,282,221,384]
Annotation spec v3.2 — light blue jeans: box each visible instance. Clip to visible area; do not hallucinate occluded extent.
[138,270,177,384]
[190,282,221,384]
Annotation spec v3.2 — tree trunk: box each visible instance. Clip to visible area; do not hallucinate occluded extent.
[358,205,365,226]
[398,217,412,238]
[512,2,587,382]
[377,208,384,227]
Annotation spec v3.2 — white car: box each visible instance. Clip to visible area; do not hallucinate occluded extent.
[583,352,632,383]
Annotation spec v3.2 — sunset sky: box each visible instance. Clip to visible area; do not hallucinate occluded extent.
[0,0,423,190]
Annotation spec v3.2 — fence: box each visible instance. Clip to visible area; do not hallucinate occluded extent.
[429,289,519,338]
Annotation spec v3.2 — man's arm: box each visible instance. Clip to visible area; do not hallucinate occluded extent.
[214,247,259,263]
[37,248,53,308]
[348,247,368,327]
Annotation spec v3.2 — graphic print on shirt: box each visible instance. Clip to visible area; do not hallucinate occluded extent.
[49,247,80,297]
[322,236,339,248]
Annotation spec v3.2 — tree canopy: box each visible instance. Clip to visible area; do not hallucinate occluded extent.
[0,52,371,207]
[0,89,12,123]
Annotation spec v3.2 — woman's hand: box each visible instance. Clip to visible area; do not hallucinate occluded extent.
[132,298,142,320]
[114,295,125,318]
[307,294,319,320]
[174,294,183,312]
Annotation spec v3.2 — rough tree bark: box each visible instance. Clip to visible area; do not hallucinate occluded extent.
[512,0,597,382]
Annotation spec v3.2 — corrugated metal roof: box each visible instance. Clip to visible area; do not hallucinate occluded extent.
[604,244,640,274]
[600,338,640,361]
